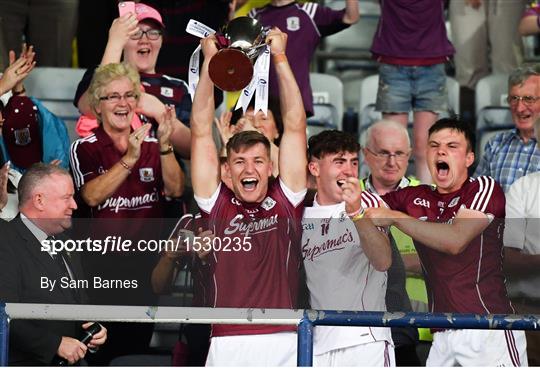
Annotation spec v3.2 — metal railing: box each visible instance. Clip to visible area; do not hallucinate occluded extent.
[1,303,539,366]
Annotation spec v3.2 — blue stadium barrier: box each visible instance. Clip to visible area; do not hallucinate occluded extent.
[0,303,8,366]
[1,303,539,367]
[297,310,540,366]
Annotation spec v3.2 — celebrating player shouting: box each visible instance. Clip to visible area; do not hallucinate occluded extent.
[190,28,307,366]
[303,130,394,366]
[365,118,528,366]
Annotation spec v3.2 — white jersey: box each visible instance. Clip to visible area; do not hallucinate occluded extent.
[302,200,392,355]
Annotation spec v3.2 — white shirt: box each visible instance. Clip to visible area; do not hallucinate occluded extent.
[504,172,540,299]
[0,168,21,221]
[302,199,392,355]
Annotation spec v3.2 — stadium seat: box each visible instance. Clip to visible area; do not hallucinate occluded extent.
[474,74,512,159]
[475,73,509,115]
[24,67,86,143]
[323,0,379,73]
[306,103,340,138]
[309,72,344,131]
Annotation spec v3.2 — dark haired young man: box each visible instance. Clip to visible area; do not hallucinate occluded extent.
[303,129,394,366]
[190,28,307,365]
[365,118,528,366]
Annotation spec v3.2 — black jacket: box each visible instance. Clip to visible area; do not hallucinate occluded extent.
[0,218,88,365]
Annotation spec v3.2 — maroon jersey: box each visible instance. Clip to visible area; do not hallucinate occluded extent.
[70,126,166,305]
[363,176,513,315]
[196,179,305,337]
[70,125,165,221]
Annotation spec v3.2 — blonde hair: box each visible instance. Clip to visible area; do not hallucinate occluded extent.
[87,62,142,121]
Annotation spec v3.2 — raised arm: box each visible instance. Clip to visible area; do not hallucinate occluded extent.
[343,0,360,24]
[267,28,307,192]
[137,92,192,158]
[0,45,36,96]
[157,106,184,197]
[101,14,139,65]
[190,35,221,198]
[77,14,139,117]
[343,177,391,271]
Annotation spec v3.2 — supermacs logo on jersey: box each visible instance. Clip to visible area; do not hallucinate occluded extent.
[223,213,279,236]
[98,188,160,213]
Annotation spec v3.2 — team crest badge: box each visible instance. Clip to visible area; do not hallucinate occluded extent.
[261,197,276,210]
[139,168,155,182]
[448,196,460,208]
[13,127,31,145]
[161,87,174,98]
[286,16,300,31]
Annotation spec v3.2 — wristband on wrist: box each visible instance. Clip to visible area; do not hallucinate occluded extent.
[160,144,174,155]
[273,53,287,64]
[119,159,132,173]
[347,207,365,222]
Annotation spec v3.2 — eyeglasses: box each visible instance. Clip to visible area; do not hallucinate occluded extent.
[507,95,540,106]
[130,29,162,40]
[99,91,138,104]
[365,147,410,161]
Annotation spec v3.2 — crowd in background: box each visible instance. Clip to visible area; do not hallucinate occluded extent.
[0,0,539,366]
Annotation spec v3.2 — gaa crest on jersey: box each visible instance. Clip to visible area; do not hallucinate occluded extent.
[139,167,155,182]
[261,196,276,210]
[286,16,300,31]
[13,127,31,145]
[413,197,430,208]
[448,196,460,208]
[160,87,174,98]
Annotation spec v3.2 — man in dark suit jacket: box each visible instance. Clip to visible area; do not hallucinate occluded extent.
[0,163,107,365]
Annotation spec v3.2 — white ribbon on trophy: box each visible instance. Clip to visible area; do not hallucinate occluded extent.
[253,45,270,116]
[235,45,270,115]
[186,19,216,100]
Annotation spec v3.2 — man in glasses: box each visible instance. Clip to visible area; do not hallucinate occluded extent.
[475,64,540,192]
[361,120,430,366]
